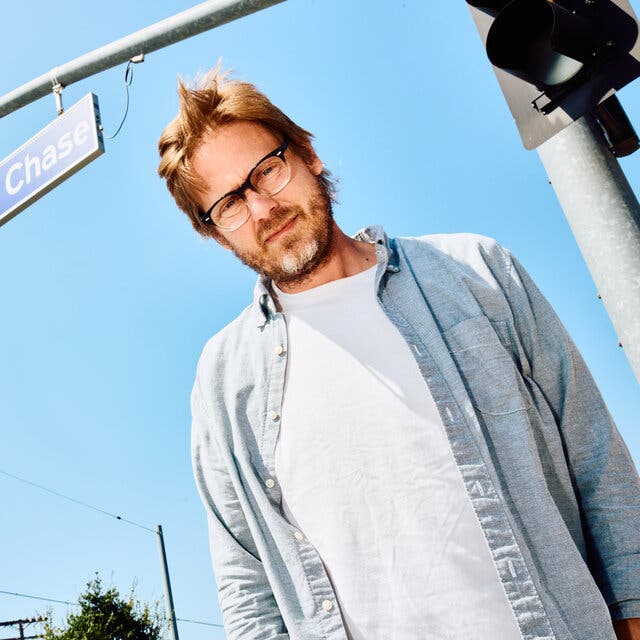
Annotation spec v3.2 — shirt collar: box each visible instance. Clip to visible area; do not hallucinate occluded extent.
[253,224,399,328]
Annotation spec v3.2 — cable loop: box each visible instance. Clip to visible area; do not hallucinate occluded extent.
[105,54,144,140]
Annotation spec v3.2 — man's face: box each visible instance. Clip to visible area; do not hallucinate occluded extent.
[191,121,334,286]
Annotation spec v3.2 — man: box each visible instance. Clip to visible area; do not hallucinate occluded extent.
[158,69,640,640]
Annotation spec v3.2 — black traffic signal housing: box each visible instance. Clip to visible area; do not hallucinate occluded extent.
[467,0,640,151]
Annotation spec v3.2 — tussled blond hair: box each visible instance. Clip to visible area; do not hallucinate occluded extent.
[158,66,335,239]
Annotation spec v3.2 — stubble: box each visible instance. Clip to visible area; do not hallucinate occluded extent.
[229,185,334,287]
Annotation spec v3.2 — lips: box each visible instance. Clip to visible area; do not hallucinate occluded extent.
[264,215,298,243]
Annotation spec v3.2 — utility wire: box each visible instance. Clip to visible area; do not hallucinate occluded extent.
[0,468,223,628]
[176,617,224,629]
[0,591,222,628]
[0,590,76,607]
[0,468,155,533]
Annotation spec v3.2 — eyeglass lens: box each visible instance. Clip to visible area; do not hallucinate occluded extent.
[212,154,290,229]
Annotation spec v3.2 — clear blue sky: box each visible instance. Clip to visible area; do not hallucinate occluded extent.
[1,2,639,638]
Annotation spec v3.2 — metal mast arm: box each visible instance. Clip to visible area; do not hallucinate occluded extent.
[0,0,285,118]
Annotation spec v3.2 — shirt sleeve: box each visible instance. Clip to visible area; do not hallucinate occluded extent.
[191,376,290,640]
[501,246,640,621]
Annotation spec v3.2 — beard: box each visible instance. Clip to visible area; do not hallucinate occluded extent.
[228,180,334,287]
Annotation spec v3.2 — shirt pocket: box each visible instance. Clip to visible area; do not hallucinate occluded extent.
[443,315,531,416]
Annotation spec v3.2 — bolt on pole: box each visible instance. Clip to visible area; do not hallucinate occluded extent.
[0,0,285,119]
[537,113,640,384]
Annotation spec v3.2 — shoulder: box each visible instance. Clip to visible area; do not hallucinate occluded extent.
[397,232,509,266]
[195,303,258,381]
[395,232,513,284]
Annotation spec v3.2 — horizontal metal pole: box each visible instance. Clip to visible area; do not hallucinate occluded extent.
[0,0,285,118]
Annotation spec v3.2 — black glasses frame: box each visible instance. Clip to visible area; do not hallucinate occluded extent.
[200,140,289,226]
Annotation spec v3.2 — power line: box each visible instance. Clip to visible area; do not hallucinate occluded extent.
[0,617,47,627]
[0,473,223,629]
[0,616,47,640]
[0,590,76,607]
[0,468,155,533]
[0,590,222,628]
[176,617,224,629]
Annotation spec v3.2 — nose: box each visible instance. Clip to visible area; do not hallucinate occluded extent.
[244,188,278,222]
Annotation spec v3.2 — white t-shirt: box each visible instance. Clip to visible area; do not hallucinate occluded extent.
[273,265,522,640]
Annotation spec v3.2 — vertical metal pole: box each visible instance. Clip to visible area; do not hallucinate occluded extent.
[156,525,180,640]
[537,113,640,384]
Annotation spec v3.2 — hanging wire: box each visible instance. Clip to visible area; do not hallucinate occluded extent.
[0,469,225,625]
[0,590,223,627]
[0,468,155,533]
[0,590,76,607]
[176,617,224,628]
[105,54,144,140]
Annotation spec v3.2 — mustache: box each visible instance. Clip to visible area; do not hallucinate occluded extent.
[257,206,303,244]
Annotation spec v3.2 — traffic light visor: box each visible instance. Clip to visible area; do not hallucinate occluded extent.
[486,0,598,86]
[466,0,512,14]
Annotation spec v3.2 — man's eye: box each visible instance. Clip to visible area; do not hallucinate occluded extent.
[260,166,274,178]
[222,197,238,211]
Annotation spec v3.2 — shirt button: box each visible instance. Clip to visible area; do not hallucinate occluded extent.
[265,478,276,489]
[275,344,285,355]
[321,600,333,612]
[293,531,304,542]
[269,410,280,421]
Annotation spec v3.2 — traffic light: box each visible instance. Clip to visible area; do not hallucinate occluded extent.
[467,0,640,150]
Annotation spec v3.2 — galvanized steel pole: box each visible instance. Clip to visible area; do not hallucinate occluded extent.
[0,0,285,118]
[537,114,640,384]
[156,524,180,640]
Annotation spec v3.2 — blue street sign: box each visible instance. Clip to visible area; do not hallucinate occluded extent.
[0,93,104,227]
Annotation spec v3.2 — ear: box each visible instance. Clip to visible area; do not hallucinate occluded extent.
[308,151,323,176]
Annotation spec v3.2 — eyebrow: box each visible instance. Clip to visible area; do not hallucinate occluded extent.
[202,141,287,223]
[214,145,281,203]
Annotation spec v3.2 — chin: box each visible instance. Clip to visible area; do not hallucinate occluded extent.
[237,191,334,284]
[279,240,320,276]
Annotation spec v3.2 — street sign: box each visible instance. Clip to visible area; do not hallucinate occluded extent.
[0,93,104,227]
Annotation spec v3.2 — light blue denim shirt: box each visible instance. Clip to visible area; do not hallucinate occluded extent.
[191,226,640,640]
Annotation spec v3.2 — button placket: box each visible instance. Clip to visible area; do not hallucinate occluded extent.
[260,317,287,489]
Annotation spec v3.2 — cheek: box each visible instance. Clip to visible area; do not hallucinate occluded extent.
[283,181,317,208]
[223,224,260,252]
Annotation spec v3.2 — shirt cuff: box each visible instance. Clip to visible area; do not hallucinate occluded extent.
[610,599,640,621]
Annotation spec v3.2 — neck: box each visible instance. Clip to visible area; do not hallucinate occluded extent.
[273,222,377,294]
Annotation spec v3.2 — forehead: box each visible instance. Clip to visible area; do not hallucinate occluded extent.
[191,121,280,197]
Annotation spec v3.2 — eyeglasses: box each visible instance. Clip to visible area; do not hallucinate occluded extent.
[200,140,290,231]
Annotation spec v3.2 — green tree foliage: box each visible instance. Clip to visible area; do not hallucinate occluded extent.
[43,575,166,640]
